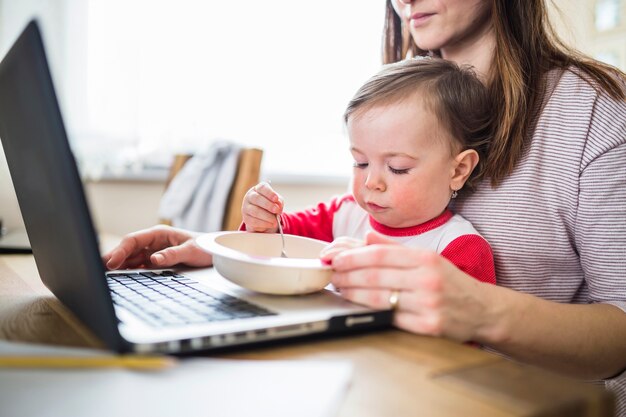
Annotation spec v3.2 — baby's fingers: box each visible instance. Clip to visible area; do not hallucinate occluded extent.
[320,237,365,263]
[242,198,280,233]
[246,182,283,214]
[320,247,346,264]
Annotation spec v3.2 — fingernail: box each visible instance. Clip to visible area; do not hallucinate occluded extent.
[153,254,164,265]
[321,258,331,265]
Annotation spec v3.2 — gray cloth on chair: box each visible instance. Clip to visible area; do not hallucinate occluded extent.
[158,141,241,232]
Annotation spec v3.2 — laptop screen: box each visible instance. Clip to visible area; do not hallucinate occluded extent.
[0,20,124,350]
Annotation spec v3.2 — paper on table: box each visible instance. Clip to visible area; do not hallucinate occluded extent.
[0,341,353,417]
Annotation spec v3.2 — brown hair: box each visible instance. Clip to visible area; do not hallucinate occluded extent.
[383,0,626,186]
[344,58,492,189]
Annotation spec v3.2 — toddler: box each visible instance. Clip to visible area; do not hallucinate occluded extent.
[242,58,495,284]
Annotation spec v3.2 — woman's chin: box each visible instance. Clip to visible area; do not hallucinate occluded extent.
[409,32,443,52]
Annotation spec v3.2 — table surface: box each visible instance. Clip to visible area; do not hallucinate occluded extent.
[0,251,615,417]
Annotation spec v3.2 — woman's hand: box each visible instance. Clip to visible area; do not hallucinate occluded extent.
[330,231,495,342]
[102,225,212,270]
[241,181,285,232]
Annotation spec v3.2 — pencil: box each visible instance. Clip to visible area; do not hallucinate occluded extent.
[0,355,177,370]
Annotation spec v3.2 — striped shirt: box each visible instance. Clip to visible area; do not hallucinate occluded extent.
[453,68,626,415]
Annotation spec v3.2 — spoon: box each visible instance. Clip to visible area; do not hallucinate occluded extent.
[276,214,288,258]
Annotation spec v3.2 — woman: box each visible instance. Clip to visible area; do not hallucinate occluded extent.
[103,0,626,412]
[341,0,626,411]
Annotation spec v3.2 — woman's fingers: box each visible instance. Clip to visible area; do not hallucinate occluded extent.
[336,279,441,311]
[328,231,490,342]
[331,251,443,289]
[334,261,488,341]
[103,225,198,270]
[338,287,397,310]
[332,267,415,291]
[336,286,447,337]
[336,286,454,339]
[331,242,437,272]
[151,239,213,268]
[104,234,154,270]
[336,286,445,336]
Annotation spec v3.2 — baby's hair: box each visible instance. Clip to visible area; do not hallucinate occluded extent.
[344,58,492,189]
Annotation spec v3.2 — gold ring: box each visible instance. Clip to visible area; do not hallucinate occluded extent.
[388,289,400,310]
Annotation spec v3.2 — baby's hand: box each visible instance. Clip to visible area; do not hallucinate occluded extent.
[320,237,366,265]
[242,181,284,232]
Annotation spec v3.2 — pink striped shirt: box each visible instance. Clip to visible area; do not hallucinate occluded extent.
[453,68,626,415]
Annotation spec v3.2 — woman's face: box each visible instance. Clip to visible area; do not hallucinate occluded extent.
[392,0,492,55]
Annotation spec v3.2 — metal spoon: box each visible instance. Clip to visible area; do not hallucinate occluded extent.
[276,214,288,258]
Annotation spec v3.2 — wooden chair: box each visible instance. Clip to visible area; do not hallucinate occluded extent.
[162,148,263,231]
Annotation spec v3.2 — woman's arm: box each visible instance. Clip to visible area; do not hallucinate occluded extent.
[331,232,626,380]
[481,284,626,380]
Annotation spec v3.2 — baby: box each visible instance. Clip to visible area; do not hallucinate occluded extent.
[242,58,495,284]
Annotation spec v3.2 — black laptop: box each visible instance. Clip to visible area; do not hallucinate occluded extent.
[0,20,391,353]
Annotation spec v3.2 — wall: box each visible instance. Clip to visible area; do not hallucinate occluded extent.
[0,0,81,233]
[0,0,52,231]
[3,155,346,235]
[0,143,24,231]
[84,179,348,236]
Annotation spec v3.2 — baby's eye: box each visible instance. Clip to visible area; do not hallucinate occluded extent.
[388,166,410,175]
[353,162,368,169]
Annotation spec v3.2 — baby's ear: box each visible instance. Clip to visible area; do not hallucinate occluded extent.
[450,149,479,191]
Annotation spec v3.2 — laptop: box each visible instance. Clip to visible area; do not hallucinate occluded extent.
[0,20,391,354]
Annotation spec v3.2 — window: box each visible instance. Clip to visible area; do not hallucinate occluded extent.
[595,0,621,31]
[1,1,386,182]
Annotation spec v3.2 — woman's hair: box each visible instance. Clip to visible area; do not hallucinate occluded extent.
[344,58,492,189]
[383,0,626,186]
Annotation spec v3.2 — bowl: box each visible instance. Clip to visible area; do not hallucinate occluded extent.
[196,231,332,295]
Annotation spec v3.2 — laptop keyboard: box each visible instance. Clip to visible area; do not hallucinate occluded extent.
[106,271,275,328]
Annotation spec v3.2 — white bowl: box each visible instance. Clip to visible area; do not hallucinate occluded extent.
[196,231,332,295]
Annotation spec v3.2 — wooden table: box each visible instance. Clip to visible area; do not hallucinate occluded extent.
[0,253,615,417]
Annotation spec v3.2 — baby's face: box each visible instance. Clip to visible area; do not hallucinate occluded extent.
[347,99,458,228]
